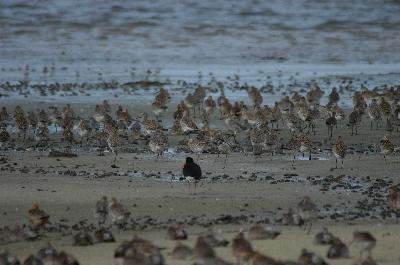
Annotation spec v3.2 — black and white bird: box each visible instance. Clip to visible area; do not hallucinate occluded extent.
[182,157,202,194]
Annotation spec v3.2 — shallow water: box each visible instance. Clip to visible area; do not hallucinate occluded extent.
[1,0,400,67]
[1,1,399,107]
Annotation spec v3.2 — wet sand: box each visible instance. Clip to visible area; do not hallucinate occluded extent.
[1,100,400,264]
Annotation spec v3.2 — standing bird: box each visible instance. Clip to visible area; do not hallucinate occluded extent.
[325,112,336,140]
[182,157,202,194]
[326,237,350,259]
[368,99,381,130]
[28,204,50,230]
[296,196,318,234]
[95,196,109,228]
[232,232,254,265]
[148,130,168,158]
[333,136,346,168]
[388,186,400,221]
[107,129,121,167]
[109,197,130,230]
[350,231,376,260]
[380,135,394,162]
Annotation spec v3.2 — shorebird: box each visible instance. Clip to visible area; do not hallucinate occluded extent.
[62,121,75,150]
[148,130,168,158]
[213,136,232,168]
[152,99,167,121]
[173,101,188,120]
[78,118,91,147]
[325,111,337,139]
[248,86,263,107]
[49,106,62,133]
[326,237,350,259]
[296,196,318,233]
[232,232,254,265]
[380,135,394,162]
[350,231,376,260]
[62,103,75,120]
[37,242,58,262]
[183,157,202,194]
[333,136,346,168]
[204,95,216,116]
[73,231,94,246]
[368,98,382,130]
[348,109,361,135]
[187,137,208,159]
[54,251,80,265]
[306,85,324,105]
[114,235,161,260]
[271,102,282,129]
[0,106,9,124]
[109,197,130,229]
[155,87,171,104]
[94,228,115,243]
[23,254,43,265]
[285,112,303,133]
[314,227,335,245]
[387,185,400,221]
[193,236,216,261]
[27,111,38,136]
[167,225,188,240]
[95,196,109,227]
[35,122,49,147]
[288,134,301,166]
[202,228,229,247]
[107,129,121,166]
[248,224,281,240]
[180,111,198,135]
[328,87,340,104]
[28,204,50,229]
[298,249,327,265]
[170,119,182,135]
[116,107,132,130]
[14,111,28,140]
[298,133,312,160]
[249,251,276,265]
[380,97,392,121]
[171,243,193,260]
[93,104,105,124]
[184,93,197,117]
[0,124,10,147]
[0,249,20,265]
[193,85,207,111]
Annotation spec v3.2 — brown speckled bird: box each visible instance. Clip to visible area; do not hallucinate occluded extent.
[232,232,254,265]
[333,136,346,168]
[28,204,50,229]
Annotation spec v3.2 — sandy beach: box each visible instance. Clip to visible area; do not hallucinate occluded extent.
[1,100,400,264]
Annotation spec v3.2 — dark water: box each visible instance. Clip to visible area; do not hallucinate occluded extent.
[1,0,400,67]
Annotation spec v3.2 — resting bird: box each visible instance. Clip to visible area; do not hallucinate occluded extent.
[182,157,202,194]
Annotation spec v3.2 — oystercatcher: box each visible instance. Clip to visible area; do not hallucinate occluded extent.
[182,157,202,194]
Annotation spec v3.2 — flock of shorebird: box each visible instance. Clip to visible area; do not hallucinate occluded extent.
[1,84,400,264]
[0,194,383,265]
[1,84,399,169]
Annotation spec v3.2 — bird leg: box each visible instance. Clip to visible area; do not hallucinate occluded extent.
[341,159,344,168]
[335,158,338,169]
